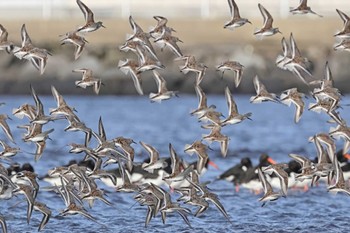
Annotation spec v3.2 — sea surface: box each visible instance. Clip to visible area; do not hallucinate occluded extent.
[1,94,350,233]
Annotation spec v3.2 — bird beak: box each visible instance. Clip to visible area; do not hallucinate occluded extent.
[344,153,350,160]
[208,160,219,170]
[267,157,277,164]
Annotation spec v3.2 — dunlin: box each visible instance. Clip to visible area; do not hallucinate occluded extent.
[221,86,252,126]
[149,71,178,103]
[257,168,282,207]
[73,68,102,94]
[290,0,323,17]
[76,0,105,34]
[254,3,281,38]
[280,88,305,123]
[216,60,244,87]
[224,0,251,30]
[250,75,279,103]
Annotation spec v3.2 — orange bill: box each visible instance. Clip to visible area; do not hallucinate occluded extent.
[208,160,219,170]
[267,157,277,165]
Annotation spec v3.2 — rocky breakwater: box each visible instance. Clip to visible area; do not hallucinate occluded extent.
[0,40,349,95]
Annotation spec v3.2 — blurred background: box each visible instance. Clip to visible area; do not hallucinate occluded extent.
[0,0,349,94]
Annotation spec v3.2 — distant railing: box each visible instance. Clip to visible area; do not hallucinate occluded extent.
[0,0,349,19]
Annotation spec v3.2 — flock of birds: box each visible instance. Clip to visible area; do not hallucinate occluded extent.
[0,0,350,232]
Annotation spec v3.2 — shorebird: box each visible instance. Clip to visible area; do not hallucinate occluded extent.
[224,0,251,30]
[334,9,350,39]
[283,33,313,84]
[262,163,289,197]
[216,60,244,87]
[64,115,93,147]
[257,168,282,207]
[127,16,158,61]
[113,136,136,172]
[0,24,13,53]
[149,15,175,36]
[187,178,232,224]
[162,144,193,188]
[149,71,178,103]
[334,39,350,52]
[310,62,341,112]
[33,201,51,232]
[12,24,34,60]
[290,0,323,17]
[202,126,229,157]
[12,103,36,121]
[115,163,140,193]
[49,86,77,119]
[118,59,143,95]
[136,46,164,73]
[190,85,216,117]
[276,37,291,69]
[22,47,51,75]
[30,85,57,125]
[0,216,7,233]
[308,96,344,126]
[279,88,305,123]
[198,110,224,127]
[328,157,350,195]
[254,3,281,38]
[176,55,207,85]
[140,141,168,173]
[221,86,252,126]
[329,124,350,155]
[151,183,192,228]
[0,114,15,143]
[15,170,40,199]
[0,140,20,158]
[250,75,279,103]
[12,24,51,75]
[288,153,316,182]
[73,68,102,94]
[12,184,35,224]
[309,133,336,162]
[154,30,183,57]
[76,0,105,34]
[184,141,209,174]
[12,24,51,74]
[60,30,88,60]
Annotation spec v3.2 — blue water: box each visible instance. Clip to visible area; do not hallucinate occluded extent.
[1,94,350,233]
